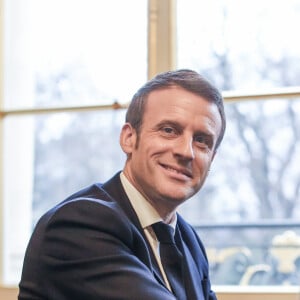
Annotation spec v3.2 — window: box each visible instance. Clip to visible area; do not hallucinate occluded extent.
[1,1,300,299]
[2,0,147,284]
[177,0,300,288]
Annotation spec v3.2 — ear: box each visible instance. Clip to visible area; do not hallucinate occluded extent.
[120,123,137,155]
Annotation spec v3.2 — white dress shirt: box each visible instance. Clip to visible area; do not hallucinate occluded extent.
[120,172,177,290]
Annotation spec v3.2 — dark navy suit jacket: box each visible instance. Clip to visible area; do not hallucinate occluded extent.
[19,172,217,300]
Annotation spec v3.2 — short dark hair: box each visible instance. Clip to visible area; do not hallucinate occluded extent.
[125,69,226,149]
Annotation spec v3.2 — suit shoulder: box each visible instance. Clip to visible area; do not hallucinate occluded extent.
[46,190,128,232]
[62,182,114,204]
[32,183,133,248]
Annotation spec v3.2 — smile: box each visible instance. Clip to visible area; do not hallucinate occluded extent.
[161,164,193,179]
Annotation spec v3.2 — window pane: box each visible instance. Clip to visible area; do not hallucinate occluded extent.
[4,0,147,109]
[177,0,300,91]
[196,225,300,286]
[32,110,126,224]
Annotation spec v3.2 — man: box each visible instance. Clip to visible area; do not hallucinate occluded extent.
[19,69,226,300]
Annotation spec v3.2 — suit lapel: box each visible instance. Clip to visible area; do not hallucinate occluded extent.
[177,215,209,276]
[177,216,213,300]
[176,226,206,300]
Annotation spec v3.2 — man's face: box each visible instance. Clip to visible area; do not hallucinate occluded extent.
[121,86,222,215]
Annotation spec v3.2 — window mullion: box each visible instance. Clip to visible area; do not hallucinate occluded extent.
[147,0,177,79]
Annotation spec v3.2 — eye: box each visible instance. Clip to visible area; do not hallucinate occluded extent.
[157,122,181,138]
[159,125,179,138]
[195,135,205,143]
[163,127,174,134]
[194,134,212,149]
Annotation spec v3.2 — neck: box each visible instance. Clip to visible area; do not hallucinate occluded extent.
[160,211,176,224]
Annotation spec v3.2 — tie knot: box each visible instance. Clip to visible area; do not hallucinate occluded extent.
[152,222,175,244]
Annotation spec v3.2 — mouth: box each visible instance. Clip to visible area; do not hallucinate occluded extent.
[160,163,193,179]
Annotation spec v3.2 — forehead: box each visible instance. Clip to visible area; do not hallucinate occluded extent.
[144,87,221,126]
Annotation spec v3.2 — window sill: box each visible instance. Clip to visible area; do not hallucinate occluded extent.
[215,285,299,300]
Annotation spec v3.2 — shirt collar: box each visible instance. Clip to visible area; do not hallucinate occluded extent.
[120,172,177,230]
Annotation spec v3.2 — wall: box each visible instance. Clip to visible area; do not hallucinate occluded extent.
[0,286,18,300]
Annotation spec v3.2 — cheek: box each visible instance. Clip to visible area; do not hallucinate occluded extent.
[144,139,169,157]
[194,153,213,171]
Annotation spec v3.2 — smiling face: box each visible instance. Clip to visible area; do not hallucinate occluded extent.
[120,86,222,218]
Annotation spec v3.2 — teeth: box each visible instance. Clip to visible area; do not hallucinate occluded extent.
[164,165,191,178]
[166,166,180,173]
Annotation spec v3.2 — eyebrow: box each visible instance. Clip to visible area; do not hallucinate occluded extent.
[155,120,183,130]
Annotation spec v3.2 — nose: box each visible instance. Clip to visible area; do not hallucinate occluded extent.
[174,135,195,160]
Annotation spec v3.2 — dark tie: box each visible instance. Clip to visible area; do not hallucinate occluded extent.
[152,222,186,300]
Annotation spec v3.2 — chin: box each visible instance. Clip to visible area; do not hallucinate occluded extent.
[163,192,191,204]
